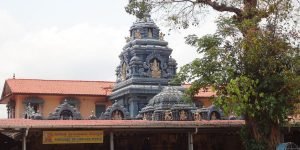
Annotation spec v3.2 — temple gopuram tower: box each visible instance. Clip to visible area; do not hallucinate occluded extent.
[109,14,179,118]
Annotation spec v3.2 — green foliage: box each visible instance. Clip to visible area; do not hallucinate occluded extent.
[125,0,152,19]
[126,0,300,149]
[178,12,298,149]
[215,76,257,117]
[173,26,243,96]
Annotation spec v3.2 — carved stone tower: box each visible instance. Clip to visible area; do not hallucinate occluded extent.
[109,14,178,118]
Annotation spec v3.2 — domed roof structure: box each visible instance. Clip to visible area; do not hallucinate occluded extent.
[148,86,184,106]
[138,86,197,121]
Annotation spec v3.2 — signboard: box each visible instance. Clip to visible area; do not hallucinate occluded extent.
[43,130,103,144]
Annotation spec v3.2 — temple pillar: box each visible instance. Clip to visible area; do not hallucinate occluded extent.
[110,132,114,150]
[22,136,26,150]
[129,98,138,118]
[22,128,29,150]
[12,108,15,118]
[188,132,193,150]
[7,105,10,118]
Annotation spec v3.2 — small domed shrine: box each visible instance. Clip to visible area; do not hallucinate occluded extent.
[138,86,197,121]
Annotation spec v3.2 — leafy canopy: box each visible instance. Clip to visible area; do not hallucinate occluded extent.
[126,0,300,149]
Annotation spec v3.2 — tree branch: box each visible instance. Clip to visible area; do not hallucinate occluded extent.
[196,0,242,16]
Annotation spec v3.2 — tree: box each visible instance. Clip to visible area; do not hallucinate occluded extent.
[126,0,300,149]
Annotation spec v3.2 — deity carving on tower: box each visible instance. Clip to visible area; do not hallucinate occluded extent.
[148,28,153,38]
[150,59,161,78]
[135,30,142,39]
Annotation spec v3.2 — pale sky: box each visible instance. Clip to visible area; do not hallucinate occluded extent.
[0,0,217,118]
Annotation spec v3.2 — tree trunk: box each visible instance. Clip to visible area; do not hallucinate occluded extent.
[245,117,281,150]
[268,124,281,150]
[245,117,262,142]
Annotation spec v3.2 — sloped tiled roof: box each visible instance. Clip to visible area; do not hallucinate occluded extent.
[0,119,245,129]
[0,79,215,102]
[2,79,114,98]
[182,84,216,98]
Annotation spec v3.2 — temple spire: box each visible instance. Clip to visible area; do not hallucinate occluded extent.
[110,5,178,118]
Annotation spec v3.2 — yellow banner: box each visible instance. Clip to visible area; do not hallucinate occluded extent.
[43,130,103,144]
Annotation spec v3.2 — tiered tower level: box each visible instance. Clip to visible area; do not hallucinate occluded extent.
[109,14,179,118]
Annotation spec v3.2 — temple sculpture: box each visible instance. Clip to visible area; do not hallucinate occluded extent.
[48,100,82,120]
[100,101,130,120]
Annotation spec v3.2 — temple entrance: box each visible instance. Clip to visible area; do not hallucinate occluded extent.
[114,132,187,150]
[21,129,244,150]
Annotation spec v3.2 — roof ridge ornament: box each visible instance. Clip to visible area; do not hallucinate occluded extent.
[47,99,82,120]
[100,100,130,120]
[88,110,97,120]
[159,32,165,41]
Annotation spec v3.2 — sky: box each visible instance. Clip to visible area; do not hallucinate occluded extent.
[0,0,217,118]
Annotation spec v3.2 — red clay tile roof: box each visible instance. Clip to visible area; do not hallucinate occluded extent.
[0,119,245,129]
[182,84,216,98]
[3,79,114,97]
[1,79,215,102]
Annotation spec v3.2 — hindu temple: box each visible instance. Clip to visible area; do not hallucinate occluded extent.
[0,11,299,150]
